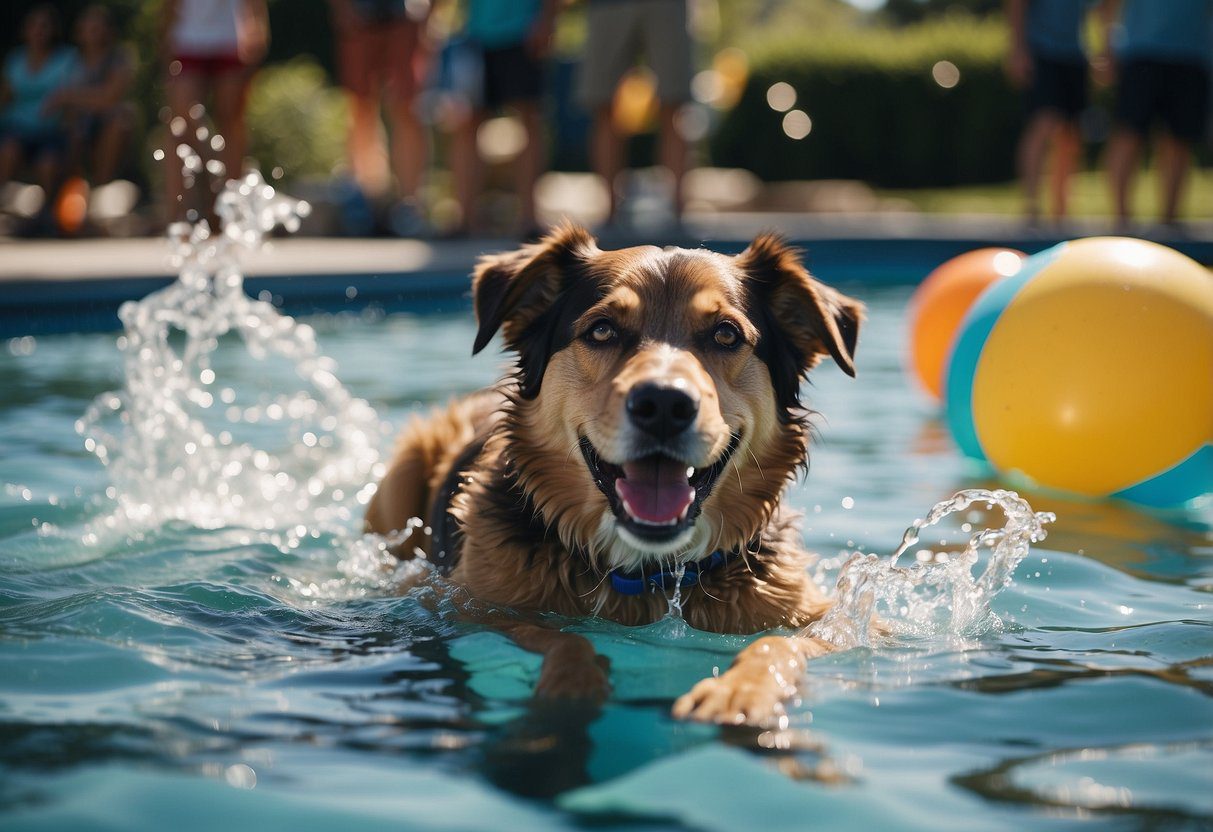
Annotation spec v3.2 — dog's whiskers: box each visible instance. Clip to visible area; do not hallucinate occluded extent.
[745,446,766,483]
[731,455,744,493]
[578,568,611,599]
[695,565,725,603]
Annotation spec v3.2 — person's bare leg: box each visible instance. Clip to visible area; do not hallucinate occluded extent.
[514,100,545,232]
[1017,111,1058,223]
[385,95,426,201]
[590,105,623,224]
[1105,128,1142,227]
[1048,120,1081,221]
[346,91,389,197]
[451,109,484,234]
[163,71,208,222]
[658,103,687,222]
[1155,131,1192,225]
[0,138,21,187]
[33,153,63,205]
[212,70,252,182]
[92,114,133,185]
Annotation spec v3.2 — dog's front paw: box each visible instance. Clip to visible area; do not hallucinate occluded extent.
[672,668,791,726]
[535,652,611,705]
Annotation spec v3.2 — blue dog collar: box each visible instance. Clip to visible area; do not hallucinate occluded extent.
[608,550,730,596]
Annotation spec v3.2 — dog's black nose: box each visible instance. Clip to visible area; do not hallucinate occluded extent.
[626,382,698,440]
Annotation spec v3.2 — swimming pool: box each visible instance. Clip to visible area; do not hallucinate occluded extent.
[1,276,1211,830]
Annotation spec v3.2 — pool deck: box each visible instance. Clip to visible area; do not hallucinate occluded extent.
[3,212,1211,337]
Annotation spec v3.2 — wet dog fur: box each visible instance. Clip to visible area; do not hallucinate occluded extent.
[365,223,864,724]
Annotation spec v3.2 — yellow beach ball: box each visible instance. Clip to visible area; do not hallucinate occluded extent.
[945,237,1213,506]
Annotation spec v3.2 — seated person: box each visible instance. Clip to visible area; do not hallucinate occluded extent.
[49,5,136,187]
[0,5,79,217]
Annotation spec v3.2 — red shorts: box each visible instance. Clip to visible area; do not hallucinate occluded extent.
[337,20,426,101]
[172,52,246,78]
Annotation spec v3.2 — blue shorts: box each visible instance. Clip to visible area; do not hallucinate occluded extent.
[0,124,68,159]
[1115,59,1211,143]
[1026,54,1088,118]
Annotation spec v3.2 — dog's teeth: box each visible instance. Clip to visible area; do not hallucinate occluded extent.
[686,467,695,479]
[620,496,638,520]
[678,503,690,522]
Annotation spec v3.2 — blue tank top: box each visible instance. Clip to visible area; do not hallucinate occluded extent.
[1115,0,1213,64]
[466,0,543,49]
[1,47,79,134]
[1026,0,1090,61]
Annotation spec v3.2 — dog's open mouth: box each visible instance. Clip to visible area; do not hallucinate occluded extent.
[579,433,741,543]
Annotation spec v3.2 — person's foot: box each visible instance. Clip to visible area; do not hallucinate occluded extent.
[387,198,430,239]
[1151,220,1190,241]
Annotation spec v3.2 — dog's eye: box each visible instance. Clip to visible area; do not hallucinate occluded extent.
[586,320,618,345]
[713,322,742,349]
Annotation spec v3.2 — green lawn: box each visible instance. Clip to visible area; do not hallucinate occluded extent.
[879,166,1213,219]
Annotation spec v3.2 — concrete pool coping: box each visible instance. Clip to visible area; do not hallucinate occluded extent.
[3,212,1211,337]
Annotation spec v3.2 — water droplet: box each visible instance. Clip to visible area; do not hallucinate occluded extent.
[224,764,256,789]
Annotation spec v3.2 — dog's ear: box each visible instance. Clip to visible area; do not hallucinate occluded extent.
[471,223,598,396]
[739,234,864,410]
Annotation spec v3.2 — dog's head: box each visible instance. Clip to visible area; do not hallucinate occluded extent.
[473,223,863,571]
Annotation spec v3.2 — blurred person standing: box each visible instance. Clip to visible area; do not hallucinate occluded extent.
[0,5,78,228]
[160,0,268,222]
[327,0,432,236]
[50,5,136,187]
[1102,0,1213,227]
[579,0,693,228]
[1005,0,1092,224]
[450,0,558,237]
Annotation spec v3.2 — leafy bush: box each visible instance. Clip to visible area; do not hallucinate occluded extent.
[711,16,1023,187]
[246,57,348,183]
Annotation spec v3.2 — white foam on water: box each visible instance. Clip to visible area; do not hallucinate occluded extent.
[807,489,1055,649]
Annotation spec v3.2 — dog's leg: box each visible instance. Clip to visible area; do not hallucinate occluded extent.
[672,635,834,725]
[504,622,613,704]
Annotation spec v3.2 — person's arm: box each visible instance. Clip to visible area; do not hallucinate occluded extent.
[159,0,181,63]
[1092,0,1119,86]
[57,49,135,113]
[1004,0,1033,88]
[238,0,269,66]
[527,0,561,59]
[327,0,357,32]
[0,54,15,109]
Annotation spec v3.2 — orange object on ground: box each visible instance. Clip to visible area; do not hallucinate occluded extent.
[55,176,90,236]
[906,247,1025,399]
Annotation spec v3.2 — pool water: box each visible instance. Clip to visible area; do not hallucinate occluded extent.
[2,286,1211,831]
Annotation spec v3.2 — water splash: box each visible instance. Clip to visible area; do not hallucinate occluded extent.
[649,563,690,637]
[76,170,385,553]
[808,489,1054,649]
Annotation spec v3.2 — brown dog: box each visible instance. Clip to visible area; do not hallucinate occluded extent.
[365,223,864,724]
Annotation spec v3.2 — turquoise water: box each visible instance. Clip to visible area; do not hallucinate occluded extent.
[2,287,1211,831]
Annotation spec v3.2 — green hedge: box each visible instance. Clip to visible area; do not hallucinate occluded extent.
[711,16,1023,187]
[246,58,348,183]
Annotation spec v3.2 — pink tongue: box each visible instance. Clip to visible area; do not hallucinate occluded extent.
[616,457,694,525]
